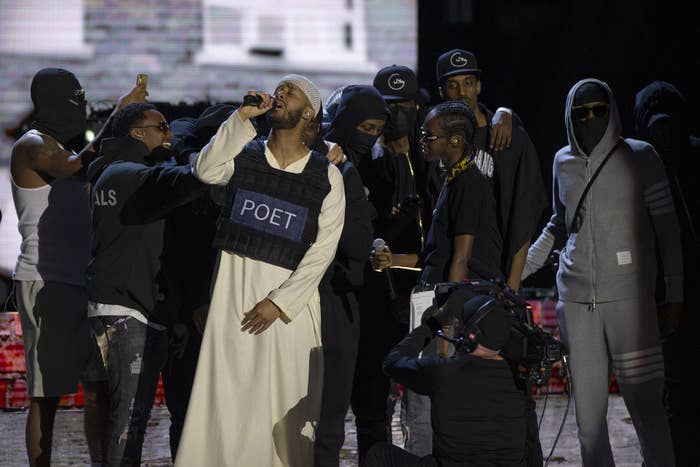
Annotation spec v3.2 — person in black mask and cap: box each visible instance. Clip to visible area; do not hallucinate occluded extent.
[9,67,146,466]
[371,65,426,256]
[86,102,205,465]
[313,85,385,466]
[522,79,682,466]
[633,81,700,466]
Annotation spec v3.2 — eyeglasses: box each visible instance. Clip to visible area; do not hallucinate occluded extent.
[419,130,450,142]
[132,122,170,133]
[571,104,609,121]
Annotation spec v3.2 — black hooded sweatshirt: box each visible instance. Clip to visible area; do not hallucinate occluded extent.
[633,82,700,305]
[323,85,384,290]
[86,136,204,324]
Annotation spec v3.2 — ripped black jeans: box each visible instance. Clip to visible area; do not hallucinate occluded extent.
[90,316,168,466]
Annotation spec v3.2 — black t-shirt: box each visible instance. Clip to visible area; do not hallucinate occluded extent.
[384,325,527,466]
[420,165,503,284]
[473,125,489,154]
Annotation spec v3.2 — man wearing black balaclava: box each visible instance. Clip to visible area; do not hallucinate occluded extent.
[523,79,682,466]
[634,81,700,466]
[10,67,146,466]
[324,85,407,462]
[307,91,379,466]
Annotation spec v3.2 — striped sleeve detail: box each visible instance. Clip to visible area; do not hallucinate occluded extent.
[644,180,675,216]
[612,346,664,385]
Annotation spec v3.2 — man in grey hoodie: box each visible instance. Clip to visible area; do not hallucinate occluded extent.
[522,79,682,466]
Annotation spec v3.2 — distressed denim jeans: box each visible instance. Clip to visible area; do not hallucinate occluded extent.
[90,316,168,466]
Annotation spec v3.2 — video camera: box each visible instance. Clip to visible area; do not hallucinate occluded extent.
[433,279,567,387]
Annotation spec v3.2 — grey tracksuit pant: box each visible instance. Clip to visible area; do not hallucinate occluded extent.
[558,297,674,467]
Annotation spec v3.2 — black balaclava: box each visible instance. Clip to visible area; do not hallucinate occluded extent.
[572,82,609,156]
[30,68,87,146]
[324,85,389,166]
[384,104,417,141]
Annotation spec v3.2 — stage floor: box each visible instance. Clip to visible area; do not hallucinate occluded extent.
[0,394,642,466]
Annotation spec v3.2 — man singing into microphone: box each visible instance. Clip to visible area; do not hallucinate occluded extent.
[176,75,345,466]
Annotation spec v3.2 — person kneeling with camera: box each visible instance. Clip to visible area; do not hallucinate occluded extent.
[364,293,527,467]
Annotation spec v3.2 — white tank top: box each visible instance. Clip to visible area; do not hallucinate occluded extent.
[11,130,91,286]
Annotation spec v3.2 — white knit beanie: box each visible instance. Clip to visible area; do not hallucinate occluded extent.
[278,74,321,115]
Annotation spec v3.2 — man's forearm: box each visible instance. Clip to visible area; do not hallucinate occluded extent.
[507,242,529,290]
[382,325,436,395]
[191,110,256,185]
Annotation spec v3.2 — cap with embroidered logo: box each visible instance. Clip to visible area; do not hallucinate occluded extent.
[436,49,481,83]
[373,65,419,102]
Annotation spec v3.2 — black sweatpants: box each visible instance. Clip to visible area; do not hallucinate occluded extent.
[162,323,202,461]
[351,272,408,462]
[314,285,361,467]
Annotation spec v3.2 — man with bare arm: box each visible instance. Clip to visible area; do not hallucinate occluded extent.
[9,67,146,466]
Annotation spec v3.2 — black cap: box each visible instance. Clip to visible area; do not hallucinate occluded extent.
[436,49,481,83]
[373,65,419,102]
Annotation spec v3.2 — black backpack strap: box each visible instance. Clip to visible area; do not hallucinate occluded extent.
[569,139,623,234]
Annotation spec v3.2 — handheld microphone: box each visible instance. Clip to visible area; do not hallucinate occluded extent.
[371,238,396,301]
[242,94,276,108]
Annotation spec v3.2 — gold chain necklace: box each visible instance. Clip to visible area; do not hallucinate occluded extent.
[445,156,475,184]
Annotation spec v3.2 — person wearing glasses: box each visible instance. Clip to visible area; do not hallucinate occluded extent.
[372,100,503,302]
[9,68,146,466]
[86,102,205,465]
[435,49,546,293]
[522,79,682,466]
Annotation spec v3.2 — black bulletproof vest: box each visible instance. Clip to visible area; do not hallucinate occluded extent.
[213,140,331,270]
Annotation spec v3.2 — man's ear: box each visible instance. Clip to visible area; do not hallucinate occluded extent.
[476,80,482,96]
[438,85,445,100]
[302,107,314,121]
[130,129,144,140]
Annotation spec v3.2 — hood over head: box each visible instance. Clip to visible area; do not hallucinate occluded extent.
[633,81,689,164]
[565,78,621,158]
[30,68,87,146]
[324,85,389,165]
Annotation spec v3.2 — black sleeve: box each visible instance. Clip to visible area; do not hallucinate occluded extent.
[337,162,374,262]
[121,165,206,225]
[448,171,485,237]
[382,324,442,396]
[504,129,548,259]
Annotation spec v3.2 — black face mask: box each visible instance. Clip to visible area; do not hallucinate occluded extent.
[573,117,607,156]
[384,105,416,141]
[324,85,389,165]
[572,83,609,156]
[345,130,379,165]
[30,68,87,145]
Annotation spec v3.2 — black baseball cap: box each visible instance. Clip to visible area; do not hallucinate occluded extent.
[436,49,481,83]
[373,65,419,102]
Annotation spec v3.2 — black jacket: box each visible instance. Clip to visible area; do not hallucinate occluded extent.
[86,136,204,324]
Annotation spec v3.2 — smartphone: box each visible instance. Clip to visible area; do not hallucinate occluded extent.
[136,74,148,87]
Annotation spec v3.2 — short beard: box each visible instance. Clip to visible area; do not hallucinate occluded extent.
[268,107,303,130]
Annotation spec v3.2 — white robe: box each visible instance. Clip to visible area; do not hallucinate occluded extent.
[175,112,345,467]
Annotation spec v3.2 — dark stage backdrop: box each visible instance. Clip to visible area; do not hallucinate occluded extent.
[417,0,699,288]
